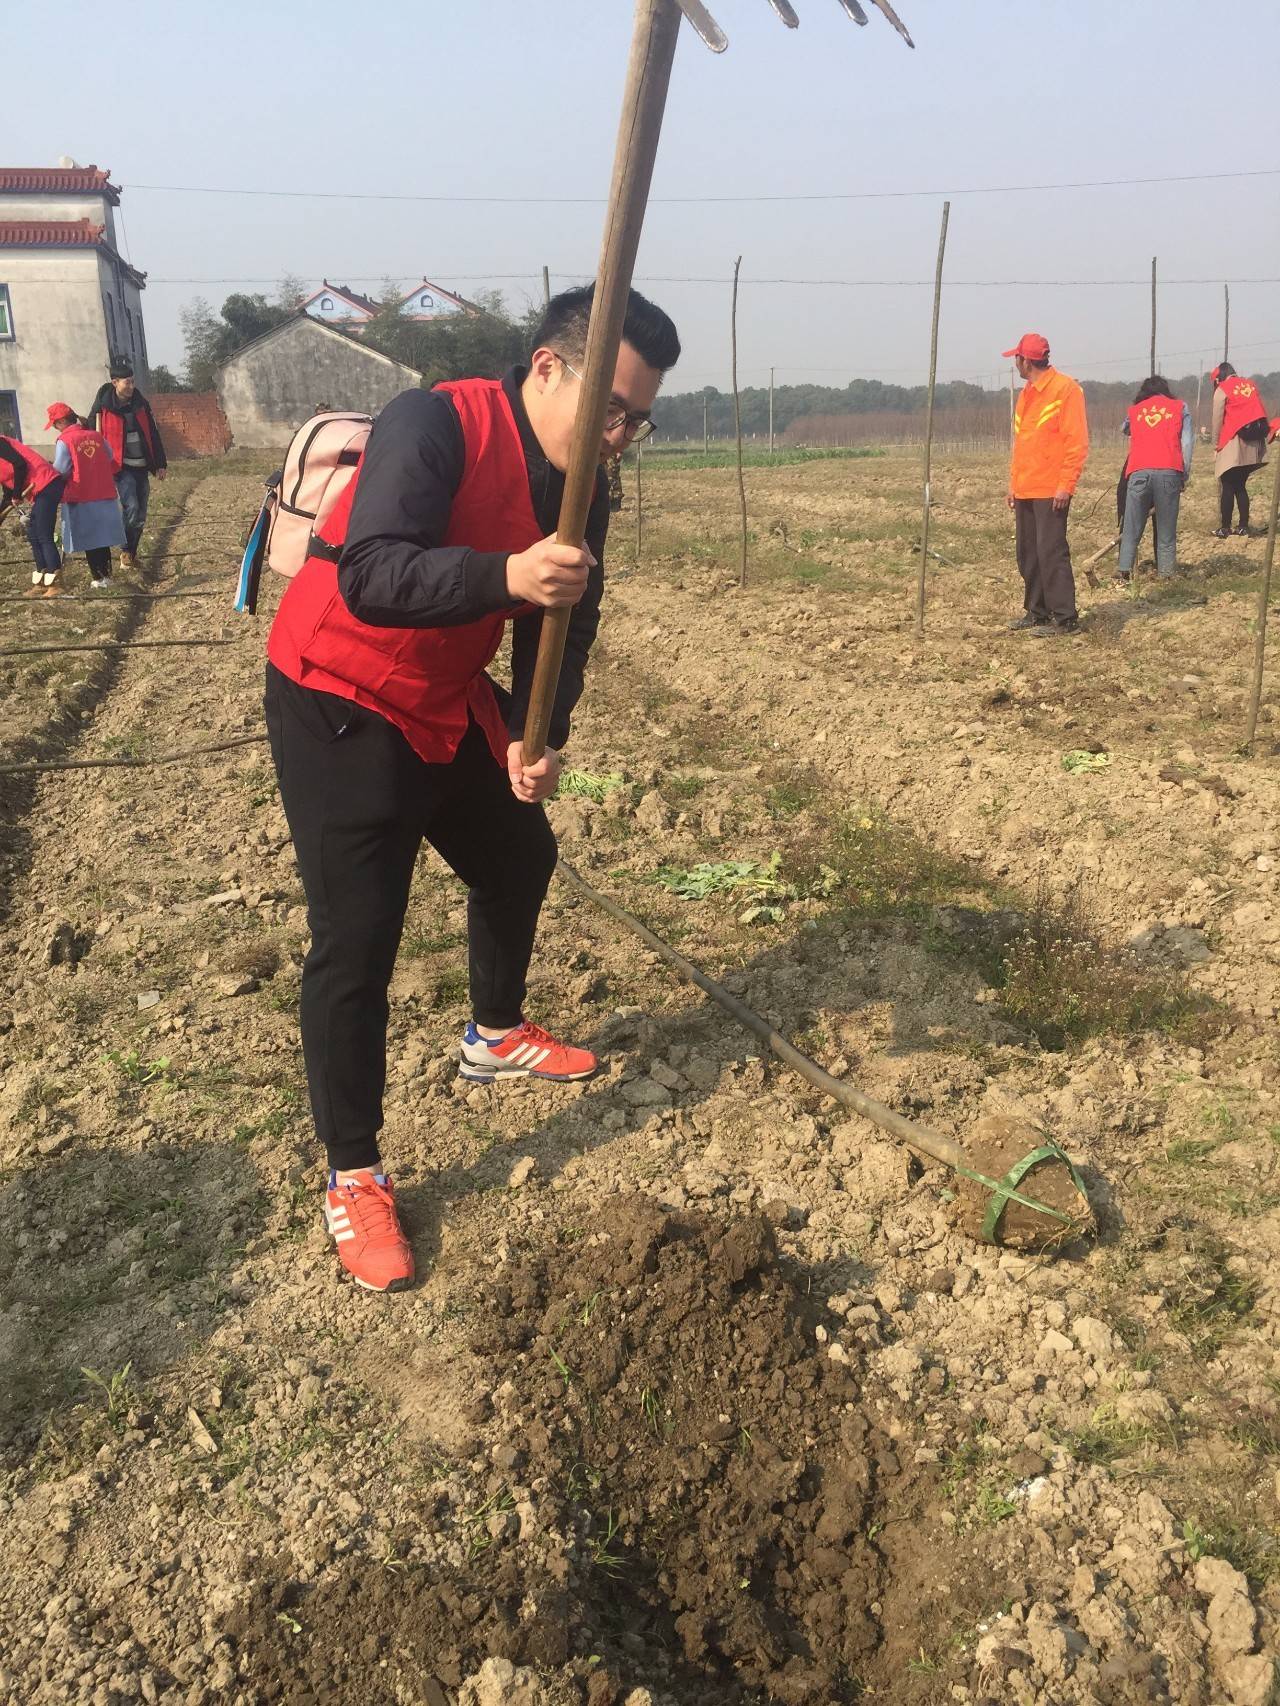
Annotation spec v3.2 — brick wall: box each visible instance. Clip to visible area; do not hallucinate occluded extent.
[151,392,232,458]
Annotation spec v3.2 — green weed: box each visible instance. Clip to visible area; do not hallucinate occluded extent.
[559,768,627,803]
[104,1048,176,1087]
[80,1362,134,1430]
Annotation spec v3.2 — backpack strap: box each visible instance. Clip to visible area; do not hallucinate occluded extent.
[307,534,342,563]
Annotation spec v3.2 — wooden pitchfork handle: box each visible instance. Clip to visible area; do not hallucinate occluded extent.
[520,0,683,764]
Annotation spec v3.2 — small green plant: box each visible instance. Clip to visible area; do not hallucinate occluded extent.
[640,1385,662,1437]
[80,1361,133,1429]
[559,768,626,803]
[580,1291,603,1326]
[462,1488,515,1557]
[1181,1518,1208,1562]
[651,851,837,924]
[1061,750,1113,775]
[549,1349,574,1387]
[589,1508,625,1574]
[105,1049,175,1087]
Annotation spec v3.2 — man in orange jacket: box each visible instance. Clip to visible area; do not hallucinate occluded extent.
[1004,332,1089,636]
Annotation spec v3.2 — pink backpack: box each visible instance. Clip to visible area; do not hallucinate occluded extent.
[235,411,371,614]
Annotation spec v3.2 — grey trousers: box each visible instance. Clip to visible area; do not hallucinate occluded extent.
[1119,468,1181,575]
[1014,498,1077,624]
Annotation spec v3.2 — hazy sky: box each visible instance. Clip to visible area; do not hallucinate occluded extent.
[18,0,1280,397]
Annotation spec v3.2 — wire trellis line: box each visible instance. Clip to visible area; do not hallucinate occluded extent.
[0,733,269,777]
[0,639,236,658]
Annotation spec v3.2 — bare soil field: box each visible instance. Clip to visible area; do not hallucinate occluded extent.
[0,442,1277,1706]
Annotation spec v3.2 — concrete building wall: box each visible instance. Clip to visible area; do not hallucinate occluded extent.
[216,318,422,449]
[0,250,109,447]
[96,254,149,376]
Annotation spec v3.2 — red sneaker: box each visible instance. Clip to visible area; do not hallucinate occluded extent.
[459,1020,599,1084]
[324,1173,414,1292]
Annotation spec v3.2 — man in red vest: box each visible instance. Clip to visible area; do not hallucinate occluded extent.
[85,357,167,568]
[265,284,680,1293]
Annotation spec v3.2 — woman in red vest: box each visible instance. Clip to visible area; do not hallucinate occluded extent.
[1210,363,1269,536]
[46,404,126,587]
[1116,377,1193,581]
[0,434,65,595]
[264,284,680,1294]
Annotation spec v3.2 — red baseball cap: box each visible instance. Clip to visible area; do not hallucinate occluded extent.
[1002,333,1050,361]
[45,401,76,429]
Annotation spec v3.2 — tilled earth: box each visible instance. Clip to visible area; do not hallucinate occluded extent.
[0,446,1277,1706]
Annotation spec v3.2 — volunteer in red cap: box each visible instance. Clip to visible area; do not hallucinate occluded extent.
[46,403,126,588]
[1003,333,1089,636]
[1209,363,1270,536]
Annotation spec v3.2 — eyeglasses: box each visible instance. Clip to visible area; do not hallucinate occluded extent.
[555,354,654,441]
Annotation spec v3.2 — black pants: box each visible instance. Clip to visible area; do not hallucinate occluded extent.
[1219,465,1259,531]
[264,664,558,1171]
[1014,498,1077,624]
[86,547,112,580]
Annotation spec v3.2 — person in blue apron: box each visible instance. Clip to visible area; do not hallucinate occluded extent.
[46,404,126,588]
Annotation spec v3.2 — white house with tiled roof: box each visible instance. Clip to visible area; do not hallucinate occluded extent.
[396,279,479,322]
[0,159,149,444]
[300,281,380,329]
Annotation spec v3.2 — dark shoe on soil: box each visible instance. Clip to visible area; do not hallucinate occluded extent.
[1112,570,1132,585]
[1007,614,1043,631]
[1028,618,1080,638]
[1211,528,1230,538]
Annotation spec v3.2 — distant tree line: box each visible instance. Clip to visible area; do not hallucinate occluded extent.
[653,371,1280,445]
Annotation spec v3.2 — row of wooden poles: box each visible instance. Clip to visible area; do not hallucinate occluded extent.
[625,211,1274,755]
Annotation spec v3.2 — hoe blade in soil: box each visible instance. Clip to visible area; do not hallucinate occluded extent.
[676,0,913,49]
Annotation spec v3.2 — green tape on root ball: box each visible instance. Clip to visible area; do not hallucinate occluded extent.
[954,1115,1096,1253]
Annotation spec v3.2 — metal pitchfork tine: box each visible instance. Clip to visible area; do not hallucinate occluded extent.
[679,0,914,45]
[521,0,915,762]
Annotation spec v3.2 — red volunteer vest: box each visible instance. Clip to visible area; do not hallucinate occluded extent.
[1217,376,1267,450]
[59,425,118,503]
[267,378,541,768]
[99,402,158,468]
[1125,398,1184,475]
[0,436,59,496]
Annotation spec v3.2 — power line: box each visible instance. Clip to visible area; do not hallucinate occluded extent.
[120,165,1280,206]
[17,272,1280,289]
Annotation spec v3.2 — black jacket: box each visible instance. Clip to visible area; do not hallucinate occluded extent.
[338,369,608,752]
[85,385,168,473]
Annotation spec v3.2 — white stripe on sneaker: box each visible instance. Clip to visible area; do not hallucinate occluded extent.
[333,1228,356,1243]
[506,1043,535,1064]
[526,1047,551,1068]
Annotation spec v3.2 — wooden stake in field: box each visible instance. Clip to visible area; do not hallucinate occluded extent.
[731,254,749,587]
[768,365,775,454]
[519,0,915,763]
[1195,362,1204,438]
[702,394,709,454]
[635,439,644,561]
[1242,448,1280,753]
[542,265,551,309]
[915,198,950,638]
[1149,255,1157,372]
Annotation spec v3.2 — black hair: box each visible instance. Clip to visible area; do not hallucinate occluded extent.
[532,283,681,375]
[1134,375,1173,402]
[1216,361,1236,382]
[1025,357,1050,370]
